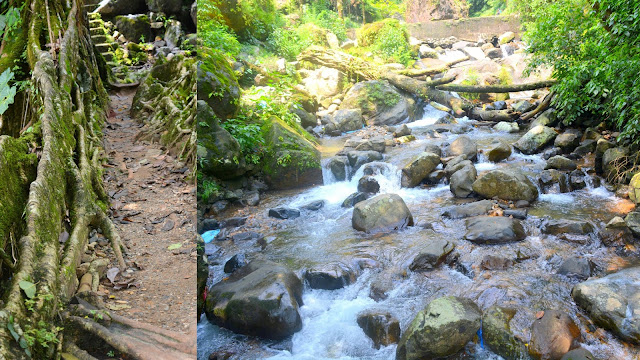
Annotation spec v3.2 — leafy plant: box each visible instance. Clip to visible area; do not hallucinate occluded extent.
[220,114,265,164]
[0,68,17,115]
[198,2,241,57]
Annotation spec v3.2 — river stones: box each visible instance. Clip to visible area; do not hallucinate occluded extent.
[482,306,529,360]
[352,194,414,233]
[472,168,539,202]
[529,108,558,129]
[358,176,380,194]
[529,310,581,360]
[396,296,481,360]
[514,125,557,155]
[545,155,577,171]
[595,139,614,173]
[512,100,535,113]
[447,135,478,161]
[400,152,441,188]
[539,169,571,193]
[481,255,515,270]
[341,80,414,126]
[355,137,386,153]
[560,348,597,360]
[557,257,593,280]
[450,163,477,198]
[409,238,454,271]
[268,207,301,220]
[347,150,384,172]
[301,200,325,211]
[487,139,512,162]
[630,173,640,204]
[304,262,357,290]
[493,121,519,133]
[464,216,526,244]
[602,146,629,180]
[442,200,494,219]
[357,311,401,349]
[544,219,593,235]
[424,144,442,157]
[205,260,303,340]
[573,267,640,344]
[554,130,581,153]
[332,109,364,133]
[342,192,372,208]
[327,156,348,181]
[444,156,472,177]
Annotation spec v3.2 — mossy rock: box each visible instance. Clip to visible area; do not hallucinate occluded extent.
[357,19,408,47]
[482,306,529,360]
[340,80,414,126]
[261,116,321,190]
[210,0,276,41]
[198,48,240,120]
[114,14,152,43]
[197,235,208,320]
[297,23,330,47]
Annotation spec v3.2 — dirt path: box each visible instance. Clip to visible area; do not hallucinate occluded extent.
[101,87,197,334]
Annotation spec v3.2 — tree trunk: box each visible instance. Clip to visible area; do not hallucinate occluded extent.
[435,80,557,93]
[297,46,474,116]
[469,108,519,121]
[392,56,470,77]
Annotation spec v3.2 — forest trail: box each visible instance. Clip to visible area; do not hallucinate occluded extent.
[102,87,197,334]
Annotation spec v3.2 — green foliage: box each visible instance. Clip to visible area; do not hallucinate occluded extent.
[303,9,347,41]
[365,0,405,20]
[197,2,241,56]
[220,115,265,164]
[358,19,412,65]
[0,68,17,115]
[363,82,400,108]
[461,69,481,100]
[197,172,221,203]
[0,5,21,40]
[525,0,640,143]
[497,66,512,85]
[238,0,281,41]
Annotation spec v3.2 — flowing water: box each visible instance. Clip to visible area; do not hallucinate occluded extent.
[198,105,638,360]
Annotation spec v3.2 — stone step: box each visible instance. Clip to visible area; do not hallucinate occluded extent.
[90,27,106,36]
[106,61,119,67]
[88,19,104,27]
[87,10,101,19]
[95,43,117,52]
[91,34,107,43]
[102,52,115,62]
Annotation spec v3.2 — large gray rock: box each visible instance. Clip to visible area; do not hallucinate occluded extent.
[514,125,557,155]
[447,135,477,161]
[401,152,441,188]
[529,108,558,129]
[197,101,246,179]
[302,67,343,101]
[352,194,414,233]
[554,130,581,153]
[409,239,454,271]
[493,121,519,133]
[332,109,364,133]
[545,155,577,171]
[115,14,152,43]
[96,0,147,17]
[487,139,512,162]
[442,200,494,219]
[602,147,629,181]
[529,310,581,360]
[357,311,401,349]
[464,216,526,244]
[164,19,183,48]
[573,267,640,344]
[472,168,539,202]
[625,211,640,237]
[450,164,477,198]
[304,263,357,290]
[327,156,348,181]
[204,260,303,339]
[396,296,481,360]
[341,80,414,126]
[483,306,529,360]
[544,219,593,235]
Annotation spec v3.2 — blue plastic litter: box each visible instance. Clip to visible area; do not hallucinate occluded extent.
[202,229,220,244]
[477,323,484,349]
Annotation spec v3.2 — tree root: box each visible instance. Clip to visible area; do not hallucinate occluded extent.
[435,80,556,93]
[520,91,554,122]
[392,56,470,77]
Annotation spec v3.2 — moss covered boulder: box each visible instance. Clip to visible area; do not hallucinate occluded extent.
[204,259,303,340]
[401,152,441,188]
[630,173,640,204]
[261,116,322,189]
[198,48,240,119]
[341,80,415,126]
[513,125,557,155]
[483,306,529,360]
[357,19,408,47]
[115,14,152,43]
[197,101,247,179]
[352,193,414,233]
[396,296,481,360]
[472,168,539,202]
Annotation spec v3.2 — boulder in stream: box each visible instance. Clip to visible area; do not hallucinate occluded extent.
[483,306,529,360]
[572,267,640,344]
[341,80,415,126]
[557,257,593,280]
[545,155,577,171]
[472,168,539,202]
[442,200,494,219]
[487,139,512,162]
[347,150,384,172]
[513,125,557,155]
[400,152,441,188]
[560,348,597,360]
[409,238,454,271]
[447,135,477,161]
[352,194,414,233]
[554,130,581,153]
[529,310,581,360]
[449,164,477,198]
[543,219,593,236]
[396,296,481,360]
[304,262,357,290]
[358,176,381,194]
[327,156,348,181]
[205,260,303,340]
[357,311,401,349]
[464,216,526,244]
[268,207,301,220]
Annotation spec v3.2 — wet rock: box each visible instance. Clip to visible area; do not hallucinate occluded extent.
[512,100,535,113]
[625,211,640,237]
[483,306,529,360]
[205,260,303,340]
[424,144,442,157]
[268,207,301,220]
[357,311,401,349]
[442,200,494,219]
[481,255,514,270]
[301,66,343,102]
[539,169,571,193]
[396,296,481,360]
[472,168,539,202]
[594,139,615,174]
[230,232,264,242]
[200,218,220,233]
[341,80,415,126]
[544,219,593,235]
[394,124,412,137]
[304,262,357,290]
[370,274,393,301]
[492,101,507,110]
[514,125,557,155]
[503,209,527,219]
[554,130,581,153]
[224,254,247,273]
[447,135,477,161]
[301,200,325,211]
[542,147,563,160]
[493,121,519,133]
[220,217,248,228]
[487,139,512,162]
[363,162,390,175]
[409,239,454,271]
[546,156,577,171]
[602,147,629,181]
[352,194,414,233]
[630,173,640,204]
[355,137,386,153]
[327,156,348,181]
[400,152,441,188]
[450,164,477,198]
[529,310,581,360]
[529,108,558,129]
[558,257,593,280]
[560,348,596,360]
[425,170,446,185]
[115,14,152,43]
[342,192,372,208]
[607,216,627,228]
[332,109,364,133]
[347,150,384,172]
[464,216,526,244]
[573,139,597,157]
[573,267,640,344]
[444,157,472,178]
[568,170,587,190]
[358,176,381,194]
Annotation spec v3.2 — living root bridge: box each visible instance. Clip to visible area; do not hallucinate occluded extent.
[297,46,555,118]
